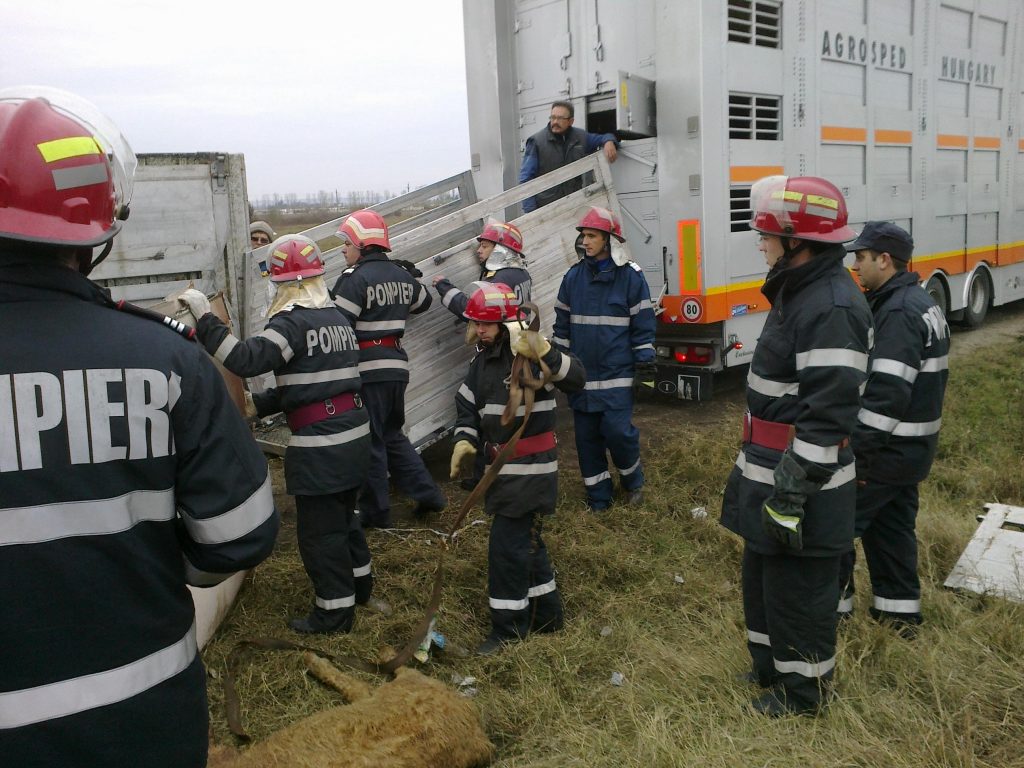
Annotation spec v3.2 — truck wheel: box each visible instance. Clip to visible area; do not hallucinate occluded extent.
[925,275,948,319]
[963,269,991,328]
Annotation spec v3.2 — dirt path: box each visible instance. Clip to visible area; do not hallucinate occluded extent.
[946,301,1024,358]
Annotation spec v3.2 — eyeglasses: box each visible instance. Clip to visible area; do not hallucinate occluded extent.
[549,114,571,122]
[251,235,271,246]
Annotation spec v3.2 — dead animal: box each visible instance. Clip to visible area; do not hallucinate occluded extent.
[208,655,494,768]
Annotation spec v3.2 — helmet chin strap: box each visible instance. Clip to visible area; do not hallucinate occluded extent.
[79,240,113,276]
[91,241,113,272]
[776,236,805,269]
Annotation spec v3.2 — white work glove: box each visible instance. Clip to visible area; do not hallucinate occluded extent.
[179,289,212,320]
[450,440,477,479]
[512,330,551,361]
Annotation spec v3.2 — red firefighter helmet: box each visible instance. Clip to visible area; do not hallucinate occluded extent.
[0,87,136,247]
[463,281,520,322]
[749,175,856,243]
[268,234,325,282]
[576,206,625,243]
[337,209,391,252]
[478,220,525,255]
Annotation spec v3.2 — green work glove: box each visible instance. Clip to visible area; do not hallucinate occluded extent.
[512,330,551,361]
[450,440,477,479]
[761,451,828,551]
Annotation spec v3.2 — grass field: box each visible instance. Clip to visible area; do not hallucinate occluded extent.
[205,332,1024,767]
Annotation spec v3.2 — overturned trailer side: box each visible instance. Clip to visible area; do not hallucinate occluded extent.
[245,154,632,453]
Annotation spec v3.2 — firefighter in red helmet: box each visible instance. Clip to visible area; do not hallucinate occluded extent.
[182,234,375,636]
[433,219,533,318]
[0,87,278,767]
[450,282,586,654]
[552,205,656,511]
[720,175,871,716]
[332,209,446,528]
[433,219,534,489]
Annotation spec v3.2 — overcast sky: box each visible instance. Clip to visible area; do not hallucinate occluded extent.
[0,0,471,200]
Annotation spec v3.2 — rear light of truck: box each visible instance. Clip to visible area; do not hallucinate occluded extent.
[673,345,713,365]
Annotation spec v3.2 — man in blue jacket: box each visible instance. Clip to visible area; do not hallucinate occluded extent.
[553,207,656,510]
[519,100,618,213]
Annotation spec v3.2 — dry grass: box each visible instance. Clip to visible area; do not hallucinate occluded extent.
[205,334,1024,767]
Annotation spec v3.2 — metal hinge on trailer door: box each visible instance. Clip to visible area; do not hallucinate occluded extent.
[210,154,227,192]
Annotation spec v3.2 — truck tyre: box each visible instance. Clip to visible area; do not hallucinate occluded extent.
[925,275,948,319]
[963,269,991,328]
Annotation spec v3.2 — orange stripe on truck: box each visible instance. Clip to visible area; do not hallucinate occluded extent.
[874,129,912,144]
[659,240,1024,325]
[677,220,702,293]
[974,136,1000,149]
[729,165,784,183]
[661,283,767,325]
[937,134,968,148]
[821,126,867,143]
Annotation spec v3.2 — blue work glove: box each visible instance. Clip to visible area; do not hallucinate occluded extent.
[761,451,829,551]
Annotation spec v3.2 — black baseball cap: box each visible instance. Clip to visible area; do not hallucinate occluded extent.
[846,221,914,262]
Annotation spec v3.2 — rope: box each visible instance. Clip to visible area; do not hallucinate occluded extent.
[222,301,550,739]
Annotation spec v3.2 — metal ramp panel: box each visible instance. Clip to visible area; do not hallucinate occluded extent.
[945,503,1024,603]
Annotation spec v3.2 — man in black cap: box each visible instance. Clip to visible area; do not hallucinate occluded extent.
[840,221,950,635]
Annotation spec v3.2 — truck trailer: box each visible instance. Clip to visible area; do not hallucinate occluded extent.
[464,0,1024,399]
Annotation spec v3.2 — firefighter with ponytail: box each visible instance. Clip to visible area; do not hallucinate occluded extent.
[450,282,586,655]
[181,234,373,636]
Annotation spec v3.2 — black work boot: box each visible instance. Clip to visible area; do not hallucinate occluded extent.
[735,670,773,688]
[288,608,354,635]
[412,494,447,519]
[475,635,513,656]
[751,686,822,717]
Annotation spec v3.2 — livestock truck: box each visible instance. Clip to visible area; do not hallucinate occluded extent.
[464,0,1024,399]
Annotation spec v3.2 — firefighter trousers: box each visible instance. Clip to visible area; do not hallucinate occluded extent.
[742,546,839,711]
[838,481,921,625]
[358,381,445,527]
[487,513,563,641]
[295,490,372,627]
[572,407,644,509]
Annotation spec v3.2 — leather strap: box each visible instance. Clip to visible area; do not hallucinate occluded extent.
[357,335,401,349]
[742,412,849,452]
[486,430,556,461]
[286,393,360,431]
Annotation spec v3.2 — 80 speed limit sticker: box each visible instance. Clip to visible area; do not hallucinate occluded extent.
[681,297,703,322]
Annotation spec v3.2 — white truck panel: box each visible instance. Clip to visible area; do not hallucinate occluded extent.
[94,153,248,322]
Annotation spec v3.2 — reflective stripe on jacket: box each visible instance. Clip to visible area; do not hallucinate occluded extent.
[853,270,949,484]
[332,253,431,384]
[721,246,872,556]
[0,264,278,761]
[454,337,585,518]
[196,305,371,495]
[552,255,655,412]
